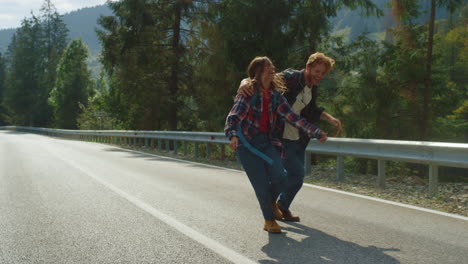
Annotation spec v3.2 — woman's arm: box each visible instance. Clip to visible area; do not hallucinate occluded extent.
[276,94,327,142]
[224,94,250,141]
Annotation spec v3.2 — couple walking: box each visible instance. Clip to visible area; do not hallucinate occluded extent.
[225,53,341,233]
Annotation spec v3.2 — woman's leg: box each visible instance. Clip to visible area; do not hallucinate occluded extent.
[236,145,275,220]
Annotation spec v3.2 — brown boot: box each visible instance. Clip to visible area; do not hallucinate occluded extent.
[271,202,284,220]
[263,220,282,233]
[278,203,300,222]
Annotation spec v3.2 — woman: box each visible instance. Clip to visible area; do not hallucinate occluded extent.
[224,56,327,233]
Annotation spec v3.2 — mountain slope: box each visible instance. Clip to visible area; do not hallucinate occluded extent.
[0,4,112,55]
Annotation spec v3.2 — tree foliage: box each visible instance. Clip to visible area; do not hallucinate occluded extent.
[0,52,7,125]
[98,0,199,130]
[0,0,465,149]
[3,0,68,126]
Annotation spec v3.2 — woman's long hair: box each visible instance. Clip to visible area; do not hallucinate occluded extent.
[247,56,287,94]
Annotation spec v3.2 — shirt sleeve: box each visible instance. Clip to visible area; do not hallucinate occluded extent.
[276,94,322,139]
[224,94,249,140]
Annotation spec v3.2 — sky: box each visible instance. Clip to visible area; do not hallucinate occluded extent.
[0,0,112,30]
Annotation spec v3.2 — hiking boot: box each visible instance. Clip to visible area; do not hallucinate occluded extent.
[271,202,284,220]
[278,203,300,222]
[263,220,282,233]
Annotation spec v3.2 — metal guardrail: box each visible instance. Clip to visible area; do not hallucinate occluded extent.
[2,126,467,196]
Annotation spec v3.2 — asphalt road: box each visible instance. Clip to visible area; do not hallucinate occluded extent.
[1,130,467,264]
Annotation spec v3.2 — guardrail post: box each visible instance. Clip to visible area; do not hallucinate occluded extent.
[166,140,170,152]
[377,159,386,188]
[150,139,154,148]
[206,144,211,159]
[184,141,188,155]
[429,164,439,197]
[194,142,199,158]
[145,138,149,148]
[174,141,179,154]
[336,155,344,181]
[158,139,162,151]
[220,144,225,160]
[304,152,311,175]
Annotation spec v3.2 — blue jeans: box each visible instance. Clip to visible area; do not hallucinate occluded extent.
[278,139,305,210]
[236,133,287,220]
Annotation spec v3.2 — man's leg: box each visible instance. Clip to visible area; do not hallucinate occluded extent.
[278,139,304,221]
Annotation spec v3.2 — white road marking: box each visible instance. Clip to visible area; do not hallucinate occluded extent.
[51,152,257,264]
[126,148,468,221]
[304,183,468,221]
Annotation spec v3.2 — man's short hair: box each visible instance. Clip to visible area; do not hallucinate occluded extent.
[306,52,335,74]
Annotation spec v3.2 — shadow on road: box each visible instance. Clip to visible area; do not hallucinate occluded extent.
[259,222,400,264]
[103,147,238,171]
[0,130,29,135]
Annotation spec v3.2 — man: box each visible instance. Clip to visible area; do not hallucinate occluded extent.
[238,52,342,221]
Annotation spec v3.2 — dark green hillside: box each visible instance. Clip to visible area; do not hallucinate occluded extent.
[0,28,15,54]
[329,0,451,42]
[61,4,113,55]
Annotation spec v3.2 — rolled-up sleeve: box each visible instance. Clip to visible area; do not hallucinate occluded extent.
[225,95,249,140]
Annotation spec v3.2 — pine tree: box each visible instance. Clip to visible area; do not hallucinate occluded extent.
[0,52,7,125]
[37,0,69,126]
[4,16,44,126]
[50,39,93,129]
[3,0,68,127]
[98,0,197,130]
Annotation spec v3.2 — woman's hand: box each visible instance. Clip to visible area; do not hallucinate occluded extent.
[229,136,239,150]
[318,131,327,143]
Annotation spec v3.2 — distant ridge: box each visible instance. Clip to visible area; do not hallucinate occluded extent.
[0,4,113,55]
[0,1,451,56]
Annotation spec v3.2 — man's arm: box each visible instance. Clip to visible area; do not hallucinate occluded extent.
[320,111,342,132]
[237,78,254,96]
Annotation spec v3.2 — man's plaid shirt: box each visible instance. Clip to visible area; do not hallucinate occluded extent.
[225,90,322,148]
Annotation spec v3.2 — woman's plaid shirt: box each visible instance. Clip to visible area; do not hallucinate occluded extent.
[225,90,322,148]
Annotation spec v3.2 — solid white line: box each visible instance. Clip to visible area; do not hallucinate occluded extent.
[125,148,468,221]
[54,154,257,264]
[303,183,468,221]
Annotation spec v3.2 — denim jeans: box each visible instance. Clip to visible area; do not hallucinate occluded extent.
[236,133,287,220]
[278,139,305,210]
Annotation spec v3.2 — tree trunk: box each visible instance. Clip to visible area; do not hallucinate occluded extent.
[169,2,182,131]
[422,0,435,140]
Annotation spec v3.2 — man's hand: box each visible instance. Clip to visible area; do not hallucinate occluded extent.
[237,78,254,97]
[321,112,342,134]
[229,136,239,150]
[328,117,342,132]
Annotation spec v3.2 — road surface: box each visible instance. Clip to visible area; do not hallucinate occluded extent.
[1,130,467,263]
